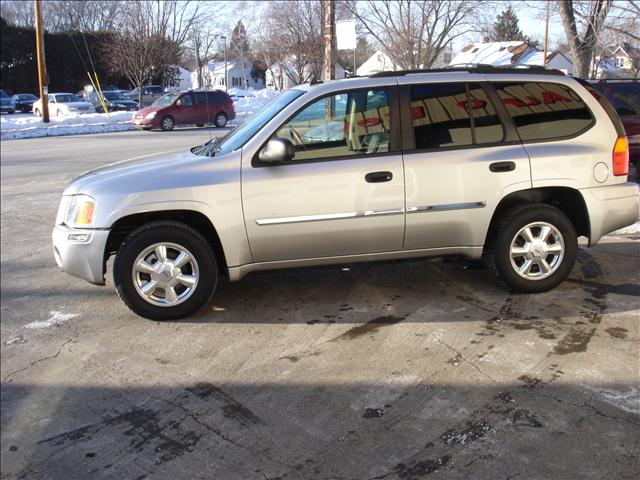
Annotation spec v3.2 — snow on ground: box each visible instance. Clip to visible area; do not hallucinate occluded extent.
[0,88,281,141]
[1,111,134,140]
[609,220,640,235]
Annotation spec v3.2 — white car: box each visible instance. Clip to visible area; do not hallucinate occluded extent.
[32,93,95,117]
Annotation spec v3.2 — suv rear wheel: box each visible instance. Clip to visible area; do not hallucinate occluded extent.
[113,221,217,320]
[485,204,577,293]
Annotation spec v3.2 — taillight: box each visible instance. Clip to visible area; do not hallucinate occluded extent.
[612,136,629,176]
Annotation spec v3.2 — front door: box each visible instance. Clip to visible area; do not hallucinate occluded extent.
[242,87,405,262]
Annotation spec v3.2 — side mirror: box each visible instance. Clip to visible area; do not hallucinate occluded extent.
[258,138,295,163]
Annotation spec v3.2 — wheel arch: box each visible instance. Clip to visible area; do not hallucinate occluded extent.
[484,187,590,252]
[106,210,228,276]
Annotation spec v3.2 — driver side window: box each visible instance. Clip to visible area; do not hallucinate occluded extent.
[274,88,391,162]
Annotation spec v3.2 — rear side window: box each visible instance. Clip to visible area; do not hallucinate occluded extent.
[492,82,593,142]
[410,82,504,149]
[192,92,208,106]
[208,92,228,104]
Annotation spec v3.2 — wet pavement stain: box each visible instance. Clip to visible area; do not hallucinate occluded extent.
[518,375,546,389]
[568,278,640,298]
[604,327,629,339]
[394,456,451,479]
[330,315,405,341]
[553,328,597,355]
[512,410,543,428]
[185,383,264,426]
[440,420,492,446]
[362,407,386,419]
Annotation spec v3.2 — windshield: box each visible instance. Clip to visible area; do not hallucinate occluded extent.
[212,89,305,156]
[103,92,126,101]
[55,94,81,103]
[153,94,177,107]
[19,94,37,100]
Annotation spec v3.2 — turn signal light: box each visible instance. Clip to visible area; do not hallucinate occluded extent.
[612,136,629,176]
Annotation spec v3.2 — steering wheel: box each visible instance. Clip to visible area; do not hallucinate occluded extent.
[288,126,307,150]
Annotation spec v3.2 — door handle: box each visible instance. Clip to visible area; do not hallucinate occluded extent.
[365,171,393,183]
[489,161,516,173]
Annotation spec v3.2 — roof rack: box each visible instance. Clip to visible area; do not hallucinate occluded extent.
[369,64,565,78]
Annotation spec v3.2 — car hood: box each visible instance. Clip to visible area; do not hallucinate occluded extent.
[135,105,164,116]
[0,98,10,105]
[63,149,208,196]
[59,101,93,109]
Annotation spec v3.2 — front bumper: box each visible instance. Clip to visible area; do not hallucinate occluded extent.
[581,182,640,245]
[52,225,110,285]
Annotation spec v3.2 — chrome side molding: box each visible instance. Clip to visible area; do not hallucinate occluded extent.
[256,202,486,225]
[406,201,486,214]
[256,208,405,225]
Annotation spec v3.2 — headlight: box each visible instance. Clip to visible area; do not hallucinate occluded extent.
[145,111,157,119]
[64,194,96,227]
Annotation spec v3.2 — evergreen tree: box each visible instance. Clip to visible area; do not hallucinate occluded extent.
[230,20,250,60]
[492,6,525,42]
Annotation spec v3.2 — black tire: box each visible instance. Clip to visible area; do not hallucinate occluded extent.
[113,221,217,320]
[195,123,204,127]
[160,115,175,131]
[484,204,577,293]
[214,112,227,128]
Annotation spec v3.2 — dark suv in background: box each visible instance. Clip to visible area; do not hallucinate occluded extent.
[132,90,235,131]
[589,79,639,164]
[86,91,138,112]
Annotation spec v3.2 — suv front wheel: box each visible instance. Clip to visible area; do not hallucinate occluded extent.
[485,204,578,293]
[114,221,217,320]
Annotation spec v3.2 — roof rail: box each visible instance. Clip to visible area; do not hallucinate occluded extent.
[369,64,565,78]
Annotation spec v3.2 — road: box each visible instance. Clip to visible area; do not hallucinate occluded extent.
[1,130,639,480]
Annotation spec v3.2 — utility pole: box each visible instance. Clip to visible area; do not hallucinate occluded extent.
[323,0,335,82]
[222,35,228,93]
[543,0,550,68]
[34,0,49,122]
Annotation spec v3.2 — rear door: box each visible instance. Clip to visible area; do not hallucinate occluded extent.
[400,76,531,250]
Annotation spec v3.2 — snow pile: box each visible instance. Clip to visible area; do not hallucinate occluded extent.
[1,111,134,140]
[228,88,280,125]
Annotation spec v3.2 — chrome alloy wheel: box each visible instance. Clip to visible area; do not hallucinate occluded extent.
[215,113,227,127]
[132,242,199,307]
[509,222,565,280]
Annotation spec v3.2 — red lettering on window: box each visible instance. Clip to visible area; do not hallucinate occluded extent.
[542,91,571,104]
[412,106,425,120]
[358,117,382,128]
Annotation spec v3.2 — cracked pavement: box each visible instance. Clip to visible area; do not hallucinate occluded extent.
[1,130,639,480]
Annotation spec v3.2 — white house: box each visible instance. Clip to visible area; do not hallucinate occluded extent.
[265,61,346,91]
[449,41,573,75]
[171,65,193,91]
[356,50,398,76]
[191,59,264,91]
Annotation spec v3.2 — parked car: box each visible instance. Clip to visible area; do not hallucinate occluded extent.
[132,90,235,131]
[125,85,164,106]
[0,89,14,114]
[587,79,639,165]
[52,66,638,320]
[33,93,96,117]
[10,93,37,113]
[85,90,138,112]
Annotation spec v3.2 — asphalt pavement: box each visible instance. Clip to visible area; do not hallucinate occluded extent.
[1,130,639,480]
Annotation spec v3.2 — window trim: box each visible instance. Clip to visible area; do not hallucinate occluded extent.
[490,81,596,145]
[251,85,401,167]
[400,81,512,154]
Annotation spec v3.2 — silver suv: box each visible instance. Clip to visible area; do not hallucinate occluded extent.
[52,66,639,320]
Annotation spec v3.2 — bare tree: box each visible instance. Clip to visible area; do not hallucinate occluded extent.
[557,0,612,78]
[188,16,219,89]
[346,0,485,69]
[105,1,195,104]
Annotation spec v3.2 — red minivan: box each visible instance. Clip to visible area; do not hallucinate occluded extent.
[132,90,235,131]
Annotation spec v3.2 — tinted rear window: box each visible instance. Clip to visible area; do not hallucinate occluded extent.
[410,82,504,149]
[492,82,593,142]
